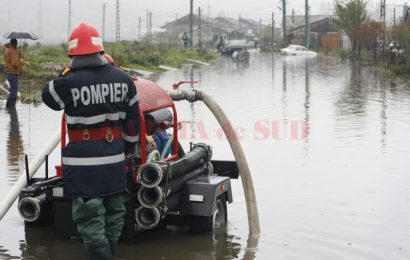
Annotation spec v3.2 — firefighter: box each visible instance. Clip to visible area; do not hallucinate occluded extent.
[42,22,140,260]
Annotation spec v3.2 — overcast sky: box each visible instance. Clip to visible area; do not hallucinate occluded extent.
[0,0,404,43]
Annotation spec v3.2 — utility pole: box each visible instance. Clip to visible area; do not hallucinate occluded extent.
[198,7,202,46]
[305,0,309,47]
[68,0,72,37]
[189,0,194,47]
[259,18,262,35]
[282,0,286,46]
[239,15,242,31]
[116,0,120,41]
[149,12,152,42]
[38,0,43,39]
[272,12,275,48]
[146,10,149,40]
[101,2,107,42]
[138,17,141,41]
[380,0,386,48]
[393,8,396,26]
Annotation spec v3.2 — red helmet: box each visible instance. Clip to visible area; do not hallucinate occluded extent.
[68,22,104,56]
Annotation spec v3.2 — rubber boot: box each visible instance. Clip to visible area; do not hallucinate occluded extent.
[88,243,113,260]
[108,240,117,257]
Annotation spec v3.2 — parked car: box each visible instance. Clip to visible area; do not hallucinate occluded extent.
[280,44,317,57]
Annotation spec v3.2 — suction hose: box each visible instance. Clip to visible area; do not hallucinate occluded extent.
[0,128,61,221]
[169,89,260,236]
[18,193,46,222]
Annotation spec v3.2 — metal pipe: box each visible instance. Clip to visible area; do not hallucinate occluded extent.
[168,89,260,236]
[138,145,211,188]
[0,127,61,221]
[135,192,183,229]
[137,163,166,188]
[135,206,161,229]
[166,164,210,196]
[21,176,62,197]
[18,193,46,222]
[137,186,163,208]
[138,164,210,208]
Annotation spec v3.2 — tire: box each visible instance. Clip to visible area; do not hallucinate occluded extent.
[189,196,227,234]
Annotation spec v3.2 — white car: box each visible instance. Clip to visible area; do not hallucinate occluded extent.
[280,44,318,56]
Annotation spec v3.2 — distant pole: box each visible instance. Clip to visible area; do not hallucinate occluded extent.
[146,10,149,40]
[101,2,107,42]
[149,12,152,42]
[259,18,262,35]
[239,15,242,31]
[138,17,141,40]
[198,7,202,45]
[38,0,43,39]
[282,0,286,46]
[272,12,275,47]
[380,0,386,48]
[116,0,120,41]
[68,0,72,38]
[305,0,308,47]
[393,8,396,26]
[189,0,194,47]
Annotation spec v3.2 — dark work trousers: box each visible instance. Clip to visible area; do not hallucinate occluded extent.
[72,193,127,248]
[6,74,19,100]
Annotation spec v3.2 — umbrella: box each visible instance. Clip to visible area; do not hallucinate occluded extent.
[3,31,39,40]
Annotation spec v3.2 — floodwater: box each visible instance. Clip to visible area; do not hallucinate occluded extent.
[1,52,410,259]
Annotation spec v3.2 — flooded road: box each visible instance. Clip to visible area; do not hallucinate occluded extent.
[1,52,410,259]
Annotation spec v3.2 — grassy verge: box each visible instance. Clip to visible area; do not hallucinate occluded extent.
[0,42,218,98]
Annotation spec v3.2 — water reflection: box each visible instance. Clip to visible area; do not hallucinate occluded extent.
[2,53,410,259]
[20,225,85,259]
[336,62,367,116]
[6,106,24,182]
[304,59,311,150]
[116,227,243,259]
[242,234,260,260]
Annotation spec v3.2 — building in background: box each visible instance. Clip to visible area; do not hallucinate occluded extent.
[160,14,265,47]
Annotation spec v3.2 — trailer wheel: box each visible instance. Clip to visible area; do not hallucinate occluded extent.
[189,196,227,233]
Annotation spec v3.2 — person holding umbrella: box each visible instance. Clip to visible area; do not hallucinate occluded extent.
[3,38,29,107]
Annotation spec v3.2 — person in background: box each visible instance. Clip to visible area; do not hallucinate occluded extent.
[182,32,189,48]
[42,22,140,260]
[3,38,29,107]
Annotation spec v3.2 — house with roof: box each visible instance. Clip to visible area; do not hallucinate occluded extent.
[282,15,343,49]
[283,15,332,32]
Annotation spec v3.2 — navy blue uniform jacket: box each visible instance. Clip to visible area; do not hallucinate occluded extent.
[42,63,139,198]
